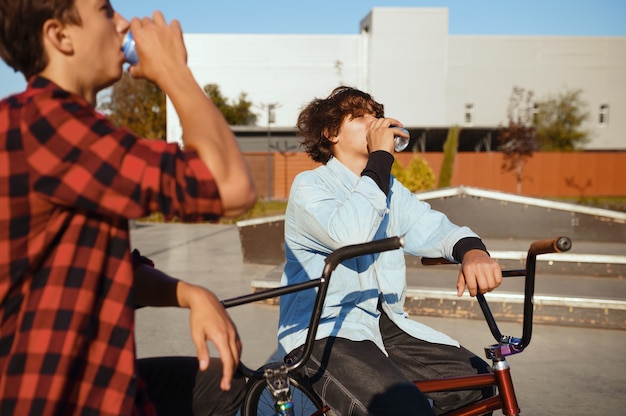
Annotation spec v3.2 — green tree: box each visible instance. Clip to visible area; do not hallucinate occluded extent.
[391,154,435,193]
[98,72,166,139]
[203,84,258,126]
[498,86,539,194]
[438,125,460,188]
[534,88,590,151]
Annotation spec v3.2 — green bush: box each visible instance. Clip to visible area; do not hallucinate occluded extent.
[392,154,436,193]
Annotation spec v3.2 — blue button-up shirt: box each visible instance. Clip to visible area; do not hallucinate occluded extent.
[278,157,480,356]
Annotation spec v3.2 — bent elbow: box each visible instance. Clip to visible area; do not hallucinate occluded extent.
[221,185,258,218]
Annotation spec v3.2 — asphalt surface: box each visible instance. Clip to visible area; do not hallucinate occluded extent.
[132,222,626,416]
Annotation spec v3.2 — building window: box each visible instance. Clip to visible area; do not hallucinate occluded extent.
[599,104,609,126]
[464,103,474,126]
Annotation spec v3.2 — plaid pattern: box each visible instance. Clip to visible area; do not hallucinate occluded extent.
[0,76,223,415]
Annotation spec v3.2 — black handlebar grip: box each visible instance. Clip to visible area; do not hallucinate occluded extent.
[324,236,405,274]
[421,257,457,266]
[529,236,572,256]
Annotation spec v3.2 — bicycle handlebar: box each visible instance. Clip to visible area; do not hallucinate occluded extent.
[323,236,405,278]
[422,236,572,353]
[516,236,571,350]
[420,236,572,266]
[226,236,405,379]
[291,236,405,373]
[420,256,456,266]
[529,235,572,255]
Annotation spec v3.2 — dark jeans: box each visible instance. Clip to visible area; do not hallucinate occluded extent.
[288,313,493,416]
[137,356,246,416]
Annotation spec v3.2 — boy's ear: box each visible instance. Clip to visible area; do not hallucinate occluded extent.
[42,19,74,55]
[323,128,338,143]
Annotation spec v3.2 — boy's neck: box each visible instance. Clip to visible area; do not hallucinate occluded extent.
[334,153,368,176]
[39,66,99,107]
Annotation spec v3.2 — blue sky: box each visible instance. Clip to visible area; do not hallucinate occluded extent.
[1,0,625,99]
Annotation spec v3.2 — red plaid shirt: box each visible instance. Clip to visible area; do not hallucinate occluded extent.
[0,76,223,415]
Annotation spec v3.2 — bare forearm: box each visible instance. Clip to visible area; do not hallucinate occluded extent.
[127,13,256,217]
[160,68,257,217]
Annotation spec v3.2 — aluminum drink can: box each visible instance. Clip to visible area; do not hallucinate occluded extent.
[122,32,139,65]
[393,127,410,152]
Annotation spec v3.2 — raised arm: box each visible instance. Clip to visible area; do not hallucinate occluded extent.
[127,12,256,217]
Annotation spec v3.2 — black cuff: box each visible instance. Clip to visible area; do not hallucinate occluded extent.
[452,237,488,263]
[361,151,394,196]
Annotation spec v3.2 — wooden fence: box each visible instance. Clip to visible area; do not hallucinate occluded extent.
[244,151,626,200]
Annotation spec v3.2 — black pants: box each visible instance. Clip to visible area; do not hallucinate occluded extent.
[137,356,246,416]
[288,313,493,416]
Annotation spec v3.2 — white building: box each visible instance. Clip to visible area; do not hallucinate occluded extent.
[167,7,626,150]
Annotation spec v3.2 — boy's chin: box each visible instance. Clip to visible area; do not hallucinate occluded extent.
[105,68,125,86]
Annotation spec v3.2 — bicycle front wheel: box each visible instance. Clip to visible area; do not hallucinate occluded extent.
[241,375,325,416]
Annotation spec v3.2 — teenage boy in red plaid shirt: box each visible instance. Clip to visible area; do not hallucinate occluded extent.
[0,1,257,414]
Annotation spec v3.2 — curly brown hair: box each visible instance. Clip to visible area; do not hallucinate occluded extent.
[297,86,385,164]
[0,0,81,79]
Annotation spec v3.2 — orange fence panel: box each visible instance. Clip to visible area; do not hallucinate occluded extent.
[249,152,626,200]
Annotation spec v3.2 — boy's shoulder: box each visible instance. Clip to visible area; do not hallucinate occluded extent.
[1,77,74,111]
[294,163,331,183]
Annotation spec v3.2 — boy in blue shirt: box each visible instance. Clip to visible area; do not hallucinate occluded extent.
[278,86,502,415]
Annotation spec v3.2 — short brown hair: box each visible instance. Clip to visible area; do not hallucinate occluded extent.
[297,86,385,164]
[0,0,81,79]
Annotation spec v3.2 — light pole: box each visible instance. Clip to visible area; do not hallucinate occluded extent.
[262,103,280,200]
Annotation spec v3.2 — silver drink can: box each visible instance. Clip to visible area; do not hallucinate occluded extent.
[393,127,410,152]
[122,32,139,65]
